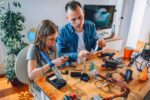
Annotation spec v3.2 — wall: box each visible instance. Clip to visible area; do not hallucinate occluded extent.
[118,0,135,49]
[104,39,123,51]
[117,0,150,49]
[1,0,119,43]
[1,0,126,42]
[18,0,117,43]
[114,0,124,36]
[126,0,147,48]
[20,0,116,30]
[138,1,150,42]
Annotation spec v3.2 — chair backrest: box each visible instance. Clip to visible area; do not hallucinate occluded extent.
[15,46,31,84]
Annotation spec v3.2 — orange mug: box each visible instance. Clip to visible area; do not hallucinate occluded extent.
[124,47,134,59]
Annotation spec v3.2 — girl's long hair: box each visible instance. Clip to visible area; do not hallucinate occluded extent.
[34,20,58,53]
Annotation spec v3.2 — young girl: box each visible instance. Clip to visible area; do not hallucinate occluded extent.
[27,20,67,100]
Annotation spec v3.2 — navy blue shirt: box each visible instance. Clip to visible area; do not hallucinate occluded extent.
[57,20,101,62]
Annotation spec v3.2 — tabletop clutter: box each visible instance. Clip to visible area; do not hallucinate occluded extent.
[45,46,150,100]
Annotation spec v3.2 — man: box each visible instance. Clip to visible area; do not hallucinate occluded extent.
[57,0,106,63]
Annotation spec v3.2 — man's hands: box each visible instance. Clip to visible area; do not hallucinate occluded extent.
[78,50,91,61]
[78,50,103,62]
[51,56,68,67]
[98,39,106,48]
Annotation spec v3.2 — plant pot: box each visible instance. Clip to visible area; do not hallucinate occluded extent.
[10,77,23,87]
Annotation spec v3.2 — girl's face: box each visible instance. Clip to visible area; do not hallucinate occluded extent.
[45,32,58,48]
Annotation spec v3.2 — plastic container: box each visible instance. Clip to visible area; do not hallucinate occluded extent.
[124,47,134,59]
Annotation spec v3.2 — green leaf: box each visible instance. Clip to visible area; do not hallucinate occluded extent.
[1,7,5,9]
[0,1,28,82]
[18,2,21,8]
[13,2,17,7]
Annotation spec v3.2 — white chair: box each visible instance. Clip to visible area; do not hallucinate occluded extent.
[15,46,31,84]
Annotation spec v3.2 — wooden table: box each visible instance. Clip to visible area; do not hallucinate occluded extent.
[35,50,150,100]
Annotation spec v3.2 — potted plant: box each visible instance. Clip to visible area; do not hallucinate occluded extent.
[0,1,28,86]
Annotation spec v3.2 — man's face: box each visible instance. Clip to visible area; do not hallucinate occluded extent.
[67,6,84,32]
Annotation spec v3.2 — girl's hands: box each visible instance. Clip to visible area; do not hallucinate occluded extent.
[52,56,68,66]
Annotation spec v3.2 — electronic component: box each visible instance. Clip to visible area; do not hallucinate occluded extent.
[120,69,133,82]
[141,43,150,60]
[80,73,90,82]
[100,52,124,69]
[102,59,124,69]
[46,74,66,89]
[124,69,133,82]
[70,72,81,77]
